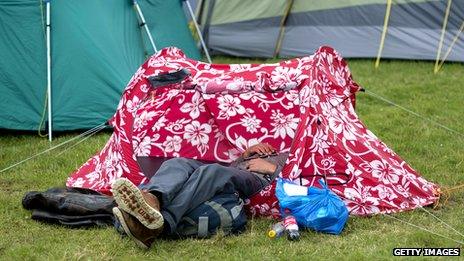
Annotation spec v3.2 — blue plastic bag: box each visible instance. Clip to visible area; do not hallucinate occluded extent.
[275,178,349,235]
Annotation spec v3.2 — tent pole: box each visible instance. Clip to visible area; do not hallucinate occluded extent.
[434,0,453,73]
[45,0,52,142]
[437,20,464,72]
[273,0,294,58]
[375,0,392,69]
[195,0,204,19]
[133,0,158,53]
[184,0,212,63]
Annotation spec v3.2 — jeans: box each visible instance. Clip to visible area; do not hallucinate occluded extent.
[139,158,269,235]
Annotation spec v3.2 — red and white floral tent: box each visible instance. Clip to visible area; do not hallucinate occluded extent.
[67,46,438,218]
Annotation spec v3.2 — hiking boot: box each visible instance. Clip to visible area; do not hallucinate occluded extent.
[113,207,163,249]
[112,178,164,230]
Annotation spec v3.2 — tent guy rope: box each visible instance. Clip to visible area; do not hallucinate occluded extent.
[316,110,464,244]
[436,184,464,208]
[55,124,107,157]
[0,123,106,174]
[418,206,464,239]
[364,90,463,137]
[384,213,464,245]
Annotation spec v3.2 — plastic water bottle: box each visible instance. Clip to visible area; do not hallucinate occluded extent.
[268,221,285,238]
[283,214,300,241]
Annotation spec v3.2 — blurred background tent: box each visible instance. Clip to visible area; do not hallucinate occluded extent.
[2,0,463,135]
[192,0,464,60]
[0,0,200,132]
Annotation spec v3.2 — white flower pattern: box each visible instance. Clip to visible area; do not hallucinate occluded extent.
[67,46,438,219]
[217,95,246,119]
[180,92,205,119]
[270,110,299,139]
[184,120,212,147]
[163,135,182,153]
[240,115,262,134]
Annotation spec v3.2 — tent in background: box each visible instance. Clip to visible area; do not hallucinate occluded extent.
[0,0,200,132]
[195,0,464,60]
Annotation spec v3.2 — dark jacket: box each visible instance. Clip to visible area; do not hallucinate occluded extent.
[22,187,115,227]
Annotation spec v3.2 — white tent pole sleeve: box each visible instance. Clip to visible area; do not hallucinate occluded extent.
[133,0,157,53]
[185,0,212,63]
[45,0,52,142]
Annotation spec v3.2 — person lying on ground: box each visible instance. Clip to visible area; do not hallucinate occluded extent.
[111,142,289,249]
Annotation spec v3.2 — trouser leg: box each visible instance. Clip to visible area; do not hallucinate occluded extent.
[139,157,204,206]
[160,163,268,235]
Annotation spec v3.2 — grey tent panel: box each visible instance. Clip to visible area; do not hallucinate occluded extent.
[280,26,464,61]
[285,2,464,29]
[209,17,281,57]
[202,0,464,60]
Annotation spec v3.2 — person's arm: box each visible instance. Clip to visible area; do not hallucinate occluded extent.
[242,143,276,158]
[231,143,276,167]
[245,153,289,176]
[245,158,277,175]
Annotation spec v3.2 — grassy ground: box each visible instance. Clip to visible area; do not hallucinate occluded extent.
[0,58,463,260]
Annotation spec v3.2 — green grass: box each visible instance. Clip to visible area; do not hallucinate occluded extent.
[1,58,463,260]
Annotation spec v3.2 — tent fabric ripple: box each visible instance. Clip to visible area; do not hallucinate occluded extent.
[66,46,438,218]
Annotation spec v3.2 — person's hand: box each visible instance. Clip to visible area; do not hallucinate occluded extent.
[246,158,277,175]
[243,143,276,158]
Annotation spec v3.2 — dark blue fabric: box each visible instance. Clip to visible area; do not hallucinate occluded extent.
[175,191,247,238]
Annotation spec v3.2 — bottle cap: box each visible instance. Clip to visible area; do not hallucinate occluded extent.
[268,230,276,238]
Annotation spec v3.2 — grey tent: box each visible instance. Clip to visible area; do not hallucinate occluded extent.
[195,0,464,62]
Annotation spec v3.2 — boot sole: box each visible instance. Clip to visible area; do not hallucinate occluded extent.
[112,179,164,230]
[112,207,150,249]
